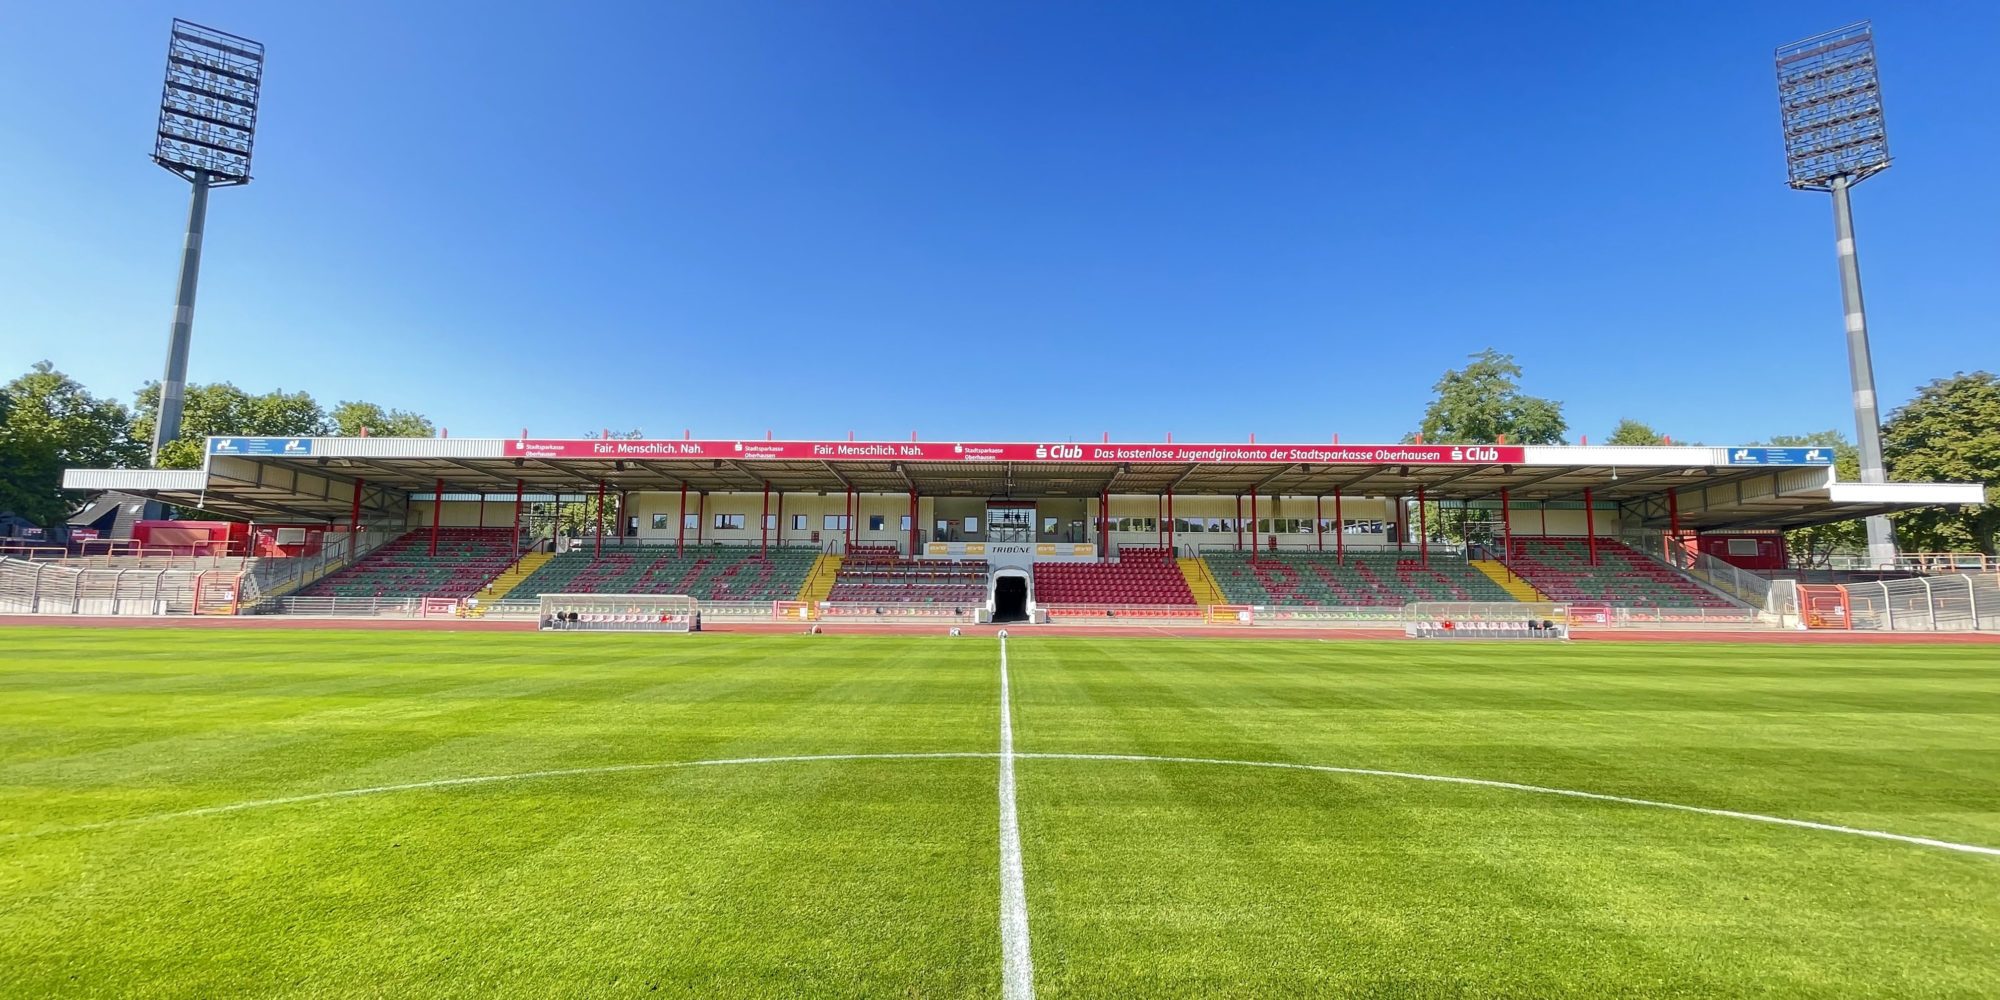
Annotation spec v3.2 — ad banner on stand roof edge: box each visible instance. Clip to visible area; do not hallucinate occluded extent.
[502,439,1528,465]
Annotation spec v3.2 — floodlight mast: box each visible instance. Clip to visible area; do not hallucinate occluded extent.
[149,20,263,465]
[1776,21,1896,567]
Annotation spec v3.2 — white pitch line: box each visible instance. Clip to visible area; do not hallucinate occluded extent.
[996,635,1036,1000]
[1016,753,2000,859]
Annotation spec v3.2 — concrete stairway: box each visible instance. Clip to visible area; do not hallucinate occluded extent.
[1178,556,1226,607]
[1471,559,1546,601]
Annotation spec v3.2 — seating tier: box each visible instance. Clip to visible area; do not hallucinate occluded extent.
[1033,547,1194,606]
[508,545,816,603]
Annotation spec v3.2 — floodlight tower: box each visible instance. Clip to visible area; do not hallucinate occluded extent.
[149,19,264,464]
[1775,21,1897,567]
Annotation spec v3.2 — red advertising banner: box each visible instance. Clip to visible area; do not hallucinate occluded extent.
[505,439,1525,465]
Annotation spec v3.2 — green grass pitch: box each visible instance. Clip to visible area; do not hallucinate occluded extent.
[2,628,1997,998]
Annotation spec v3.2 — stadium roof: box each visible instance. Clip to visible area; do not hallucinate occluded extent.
[62,436,1986,533]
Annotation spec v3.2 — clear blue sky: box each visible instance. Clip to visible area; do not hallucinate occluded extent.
[3,1,1995,445]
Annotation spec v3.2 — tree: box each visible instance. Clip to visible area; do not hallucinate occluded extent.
[1884,372,2000,555]
[1756,431,1864,568]
[132,381,329,469]
[1411,349,1568,445]
[557,494,621,537]
[1605,419,1666,447]
[329,401,435,438]
[0,362,143,525]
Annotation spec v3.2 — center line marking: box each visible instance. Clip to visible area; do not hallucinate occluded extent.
[997,635,1035,1000]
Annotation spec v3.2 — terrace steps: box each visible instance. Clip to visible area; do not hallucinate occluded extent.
[1471,559,1545,601]
[1179,557,1225,607]
[478,552,555,604]
[797,553,842,604]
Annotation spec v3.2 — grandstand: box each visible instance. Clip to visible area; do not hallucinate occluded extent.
[1206,550,1514,608]
[828,546,986,605]
[300,528,514,600]
[1033,547,1193,606]
[1507,537,1736,609]
[507,544,815,603]
[49,435,1986,621]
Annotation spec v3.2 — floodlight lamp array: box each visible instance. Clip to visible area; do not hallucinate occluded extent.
[154,19,264,185]
[1775,22,1888,190]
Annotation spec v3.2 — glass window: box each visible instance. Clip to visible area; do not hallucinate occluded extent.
[651,513,670,530]
[964,516,979,533]
[713,513,746,530]
[762,514,777,530]
[869,515,886,531]
[1042,517,1058,533]
[684,513,699,530]
[792,514,808,530]
[900,515,912,531]
[824,514,850,530]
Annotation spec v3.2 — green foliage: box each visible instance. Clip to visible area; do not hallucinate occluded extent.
[328,401,435,438]
[1757,431,1864,567]
[0,362,143,524]
[1605,419,1666,447]
[557,494,621,536]
[1412,349,1568,445]
[1885,371,2000,555]
[133,383,435,468]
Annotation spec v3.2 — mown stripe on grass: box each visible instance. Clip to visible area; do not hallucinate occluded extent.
[7,750,1995,859]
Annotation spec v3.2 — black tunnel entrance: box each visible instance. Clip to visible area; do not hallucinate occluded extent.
[993,576,1029,623]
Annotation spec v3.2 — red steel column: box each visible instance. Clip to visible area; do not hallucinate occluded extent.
[676,482,688,555]
[429,478,442,556]
[1667,487,1681,535]
[349,477,364,539]
[1166,490,1175,554]
[477,492,486,528]
[513,478,524,552]
[760,481,770,559]
[775,490,786,551]
[1333,488,1344,562]
[1417,485,1428,567]
[697,492,706,544]
[1584,487,1598,566]
[594,478,606,559]
[1250,491,1260,562]
[847,489,855,551]
[1315,495,1324,551]
[1394,494,1404,552]
[1235,495,1243,552]
[616,491,629,547]
[1501,487,1514,578]
[908,489,918,556]
[1156,494,1163,548]
[1100,487,1111,560]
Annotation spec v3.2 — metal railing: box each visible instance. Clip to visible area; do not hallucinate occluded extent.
[1771,572,1999,631]
[0,556,220,615]
[237,528,400,611]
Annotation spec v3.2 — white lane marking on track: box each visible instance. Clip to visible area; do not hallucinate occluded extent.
[1017,753,2000,859]
[997,636,1036,1000]
[10,749,1995,860]
[0,753,994,841]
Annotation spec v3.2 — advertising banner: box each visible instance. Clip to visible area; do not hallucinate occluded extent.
[504,439,1526,465]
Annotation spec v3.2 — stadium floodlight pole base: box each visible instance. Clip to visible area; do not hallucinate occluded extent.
[1829,175,1899,568]
[151,170,210,466]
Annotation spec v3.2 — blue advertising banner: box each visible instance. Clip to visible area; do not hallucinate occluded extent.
[1725,447,1833,466]
[208,437,314,456]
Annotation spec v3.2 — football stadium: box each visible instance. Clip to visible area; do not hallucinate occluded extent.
[4,9,1999,1000]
